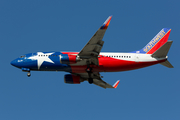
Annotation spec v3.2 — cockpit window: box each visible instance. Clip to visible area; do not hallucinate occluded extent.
[20,55,26,58]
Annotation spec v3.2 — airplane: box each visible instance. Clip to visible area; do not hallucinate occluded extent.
[11,16,173,89]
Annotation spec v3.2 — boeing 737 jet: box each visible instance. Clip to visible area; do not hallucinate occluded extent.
[11,16,173,89]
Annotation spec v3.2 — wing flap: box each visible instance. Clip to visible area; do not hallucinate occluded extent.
[78,30,106,57]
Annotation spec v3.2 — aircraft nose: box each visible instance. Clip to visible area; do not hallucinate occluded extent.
[10,59,18,67]
[10,58,23,68]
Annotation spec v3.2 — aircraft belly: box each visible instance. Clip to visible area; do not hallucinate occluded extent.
[70,59,165,74]
[38,65,71,72]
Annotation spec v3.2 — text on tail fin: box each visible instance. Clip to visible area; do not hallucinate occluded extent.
[143,28,171,54]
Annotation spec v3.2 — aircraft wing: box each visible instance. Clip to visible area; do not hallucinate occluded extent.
[93,78,120,89]
[78,16,112,65]
[73,16,118,89]
[75,72,120,89]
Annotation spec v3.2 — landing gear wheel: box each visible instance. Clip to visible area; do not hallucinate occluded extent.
[27,72,31,77]
[88,78,93,84]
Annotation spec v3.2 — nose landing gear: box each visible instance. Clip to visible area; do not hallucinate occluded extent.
[27,72,31,77]
[22,68,31,77]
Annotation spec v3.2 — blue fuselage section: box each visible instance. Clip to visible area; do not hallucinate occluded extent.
[11,52,72,72]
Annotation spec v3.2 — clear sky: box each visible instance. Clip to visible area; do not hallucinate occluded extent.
[0,0,179,120]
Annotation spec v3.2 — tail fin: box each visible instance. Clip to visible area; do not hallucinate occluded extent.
[133,28,171,54]
[151,41,173,58]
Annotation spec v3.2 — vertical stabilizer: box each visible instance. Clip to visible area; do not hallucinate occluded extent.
[151,41,173,58]
[132,28,171,54]
[144,28,171,54]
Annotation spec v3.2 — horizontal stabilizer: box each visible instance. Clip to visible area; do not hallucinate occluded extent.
[160,60,174,68]
[152,41,173,58]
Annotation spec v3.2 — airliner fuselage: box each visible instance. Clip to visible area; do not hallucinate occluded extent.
[10,16,173,89]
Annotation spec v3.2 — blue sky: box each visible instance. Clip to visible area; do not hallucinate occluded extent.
[0,0,179,120]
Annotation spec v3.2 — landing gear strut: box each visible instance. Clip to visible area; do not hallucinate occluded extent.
[86,62,93,84]
[88,78,93,84]
[22,68,31,77]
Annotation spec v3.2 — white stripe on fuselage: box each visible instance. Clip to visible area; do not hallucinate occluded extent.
[99,52,165,62]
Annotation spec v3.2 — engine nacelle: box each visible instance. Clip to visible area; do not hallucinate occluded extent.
[64,74,82,84]
[60,54,80,64]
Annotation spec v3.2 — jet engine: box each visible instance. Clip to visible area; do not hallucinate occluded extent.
[60,54,80,64]
[64,74,83,84]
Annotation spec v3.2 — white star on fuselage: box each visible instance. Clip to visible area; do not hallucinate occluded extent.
[28,52,54,69]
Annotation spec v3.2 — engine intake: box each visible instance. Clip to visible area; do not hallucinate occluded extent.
[64,74,82,84]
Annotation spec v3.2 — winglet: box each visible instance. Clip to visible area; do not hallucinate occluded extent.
[113,80,120,88]
[100,16,112,29]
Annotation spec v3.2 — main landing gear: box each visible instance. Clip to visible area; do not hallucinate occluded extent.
[88,78,93,84]
[86,64,93,84]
